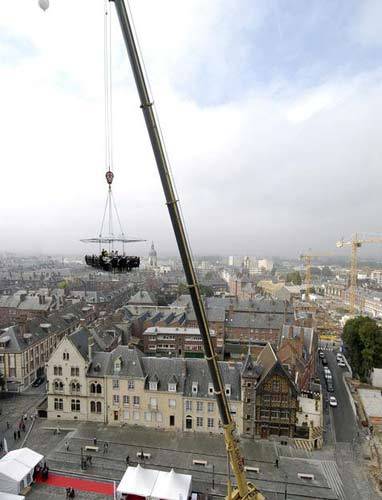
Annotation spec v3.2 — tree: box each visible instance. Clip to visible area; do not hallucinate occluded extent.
[286,271,302,285]
[343,316,382,381]
[177,283,214,297]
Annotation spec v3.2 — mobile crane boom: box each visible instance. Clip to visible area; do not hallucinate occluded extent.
[110,1,264,498]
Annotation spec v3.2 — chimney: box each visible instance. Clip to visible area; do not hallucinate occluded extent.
[88,334,94,363]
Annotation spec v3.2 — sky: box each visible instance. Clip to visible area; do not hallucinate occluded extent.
[1,0,382,259]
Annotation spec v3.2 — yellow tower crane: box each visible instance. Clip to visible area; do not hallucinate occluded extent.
[337,233,382,315]
[300,251,333,302]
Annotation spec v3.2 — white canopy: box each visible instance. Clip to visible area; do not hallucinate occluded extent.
[0,448,43,495]
[117,465,159,498]
[1,449,43,470]
[0,493,25,499]
[0,461,30,495]
[151,469,192,500]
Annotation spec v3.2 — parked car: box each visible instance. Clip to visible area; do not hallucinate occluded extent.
[326,381,334,392]
[329,396,338,407]
[32,376,45,387]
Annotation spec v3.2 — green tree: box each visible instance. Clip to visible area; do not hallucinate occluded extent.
[343,316,382,380]
[286,271,302,285]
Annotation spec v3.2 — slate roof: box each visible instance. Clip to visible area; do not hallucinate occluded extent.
[128,291,155,305]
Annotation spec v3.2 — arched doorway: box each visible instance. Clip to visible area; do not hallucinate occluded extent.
[185,415,193,430]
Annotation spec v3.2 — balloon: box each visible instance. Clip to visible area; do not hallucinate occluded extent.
[38,0,49,11]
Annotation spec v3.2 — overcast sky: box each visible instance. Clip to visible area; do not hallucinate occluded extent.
[1,0,382,259]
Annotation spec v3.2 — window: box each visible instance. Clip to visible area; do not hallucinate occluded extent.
[272,394,281,403]
[260,409,269,419]
[71,399,80,412]
[281,394,288,403]
[96,401,102,413]
[150,398,157,409]
[54,380,64,392]
[96,383,102,394]
[169,415,175,426]
[192,382,198,394]
[113,395,120,405]
[133,396,140,406]
[90,401,96,413]
[144,411,152,422]
[207,402,214,413]
[225,384,231,397]
[128,380,135,390]
[272,379,280,391]
[63,352,69,361]
[271,410,279,419]
[168,399,176,408]
[54,366,62,376]
[185,400,192,411]
[71,382,80,393]
[124,409,130,420]
[123,395,130,405]
[263,395,271,405]
[208,383,214,396]
[197,417,203,427]
[280,410,289,420]
[196,401,203,412]
[207,418,214,428]
[133,411,140,421]
[149,381,158,391]
[54,398,63,410]
[112,379,119,389]
[71,367,79,377]
[168,383,176,392]
[114,359,121,373]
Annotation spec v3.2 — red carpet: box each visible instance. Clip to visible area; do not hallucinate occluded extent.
[36,472,114,496]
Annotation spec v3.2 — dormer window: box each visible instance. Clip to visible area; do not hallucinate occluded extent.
[225,384,231,398]
[208,383,214,396]
[149,381,158,391]
[63,352,69,361]
[114,358,121,374]
[168,383,176,392]
[192,382,198,395]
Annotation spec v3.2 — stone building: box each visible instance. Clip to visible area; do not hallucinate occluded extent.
[47,330,242,434]
[241,344,299,439]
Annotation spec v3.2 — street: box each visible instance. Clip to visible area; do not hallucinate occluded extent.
[318,349,358,443]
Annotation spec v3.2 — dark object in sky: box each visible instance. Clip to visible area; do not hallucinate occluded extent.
[85,253,140,273]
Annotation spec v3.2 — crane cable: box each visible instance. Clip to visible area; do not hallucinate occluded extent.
[104,0,113,173]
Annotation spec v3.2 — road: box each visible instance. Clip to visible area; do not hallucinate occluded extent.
[319,350,358,443]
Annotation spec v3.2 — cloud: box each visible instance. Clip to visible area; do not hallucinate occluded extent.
[0,1,382,260]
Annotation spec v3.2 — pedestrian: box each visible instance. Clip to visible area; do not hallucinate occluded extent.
[21,422,25,432]
[126,455,129,465]
[275,458,279,468]
[103,441,108,453]
[13,431,16,441]
[17,430,20,440]
[6,422,9,430]
[0,440,3,451]
[93,437,97,446]
[65,441,70,451]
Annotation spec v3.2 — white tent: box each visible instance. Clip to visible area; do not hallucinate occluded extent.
[0,448,43,495]
[150,469,192,500]
[0,493,26,499]
[1,449,43,470]
[116,465,159,499]
[0,461,31,495]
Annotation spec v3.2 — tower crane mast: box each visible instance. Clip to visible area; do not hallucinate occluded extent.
[337,233,382,315]
[300,251,333,302]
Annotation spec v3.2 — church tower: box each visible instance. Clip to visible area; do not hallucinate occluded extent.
[148,241,158,267]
